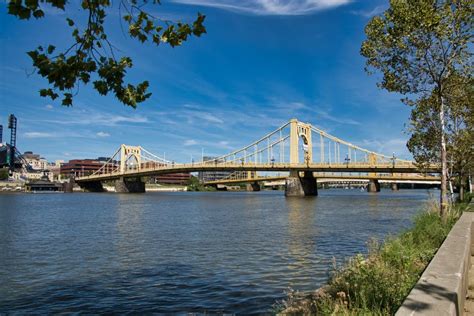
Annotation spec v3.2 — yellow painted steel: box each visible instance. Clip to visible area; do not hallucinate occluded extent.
[75,118,441,184]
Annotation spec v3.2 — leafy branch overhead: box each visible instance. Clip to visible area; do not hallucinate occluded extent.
[8,0,206,107]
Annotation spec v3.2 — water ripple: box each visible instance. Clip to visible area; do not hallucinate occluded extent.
[0,189,434,313]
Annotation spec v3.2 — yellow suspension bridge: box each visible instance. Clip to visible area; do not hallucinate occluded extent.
[75,118,440,195]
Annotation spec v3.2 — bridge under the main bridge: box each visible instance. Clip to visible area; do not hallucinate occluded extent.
[75,118,440,196]
[203,172,441,192]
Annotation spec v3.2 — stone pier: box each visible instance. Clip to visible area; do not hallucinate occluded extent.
[79,181,105,192]
[367,179,380,192]
[63,179,75,193]
[285,171,318,197]
[115,177,145,193]
[246,181,261,192]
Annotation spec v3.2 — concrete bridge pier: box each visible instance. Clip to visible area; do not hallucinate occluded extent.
[285,171,318,197]
[367,179,380,193]
[63,178,75,193]
[115,177,145,193]
[391,183,399,191]
[246,181,261,192]
[79,181,105,192]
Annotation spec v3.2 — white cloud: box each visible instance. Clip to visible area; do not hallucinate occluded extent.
[288,102,309,110]
[216,140,233,150]
[183,110,224,124]
[315,109,360,125]
[107,115,148,124]
[184,139,198,146]
[96,131,110,137]
[27,112,149,127]
[24,132,54,138]
[45,104,54,109]
[360,138,411,158]
[171,0,351,15]
[351,5,385,18]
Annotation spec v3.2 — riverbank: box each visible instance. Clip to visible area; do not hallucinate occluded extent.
[279,199,473,315]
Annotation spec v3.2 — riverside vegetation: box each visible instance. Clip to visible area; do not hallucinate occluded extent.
[278,197,473,315]
[187,176,217,192]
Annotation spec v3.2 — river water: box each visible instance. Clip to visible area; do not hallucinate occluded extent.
[0,189,436,314]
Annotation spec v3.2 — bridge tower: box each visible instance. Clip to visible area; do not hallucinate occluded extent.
[116,145,145,193]
[286,119,317,196]
[119,145,142,174]
[289,119,312,165]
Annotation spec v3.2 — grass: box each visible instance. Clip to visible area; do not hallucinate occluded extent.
[278,201,470,315]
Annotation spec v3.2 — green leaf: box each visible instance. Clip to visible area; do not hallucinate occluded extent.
[62,93,73,106]
[47,45,55,54]
[33,9,44,18]
[9,0,206,107]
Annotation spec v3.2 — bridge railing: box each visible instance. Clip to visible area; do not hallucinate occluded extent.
[76,161,432,181]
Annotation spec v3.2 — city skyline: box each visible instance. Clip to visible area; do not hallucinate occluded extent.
[0,0,411,162]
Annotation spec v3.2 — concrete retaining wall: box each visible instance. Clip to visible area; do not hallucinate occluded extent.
[396,212,474,316]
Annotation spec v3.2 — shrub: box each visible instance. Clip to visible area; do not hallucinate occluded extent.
[0,168,9,180]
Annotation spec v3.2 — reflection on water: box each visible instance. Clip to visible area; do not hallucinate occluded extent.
[0,189,434,314]
[286,197,318,277]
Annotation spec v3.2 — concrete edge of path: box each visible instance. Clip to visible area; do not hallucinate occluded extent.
[396,209,474,316]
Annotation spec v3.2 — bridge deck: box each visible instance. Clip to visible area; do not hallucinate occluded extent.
[76,162,439,183]
[204,173,441,185]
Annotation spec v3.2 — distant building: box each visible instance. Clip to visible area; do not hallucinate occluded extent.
[48,160,64,180]
[97,157,113,163]
[60,159,104,177]
[197,156,251,182]
[23,151,48,171]
[198,156,231,182]
[25,175,63,192]
[153,173,191,185]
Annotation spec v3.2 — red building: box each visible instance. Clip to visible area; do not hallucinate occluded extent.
[153,173,191,185]
[60,159,105,177]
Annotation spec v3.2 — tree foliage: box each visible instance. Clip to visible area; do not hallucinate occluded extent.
[407,74,473,200]
[8,0,206,107]
[361,0,472,95]
[0,168,9,180]
[361,0,473,214]
[407,75,473,165]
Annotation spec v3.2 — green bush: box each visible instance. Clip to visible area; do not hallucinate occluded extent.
[187,176,216,191]
[0,168,9,180]
[279,204,465,315]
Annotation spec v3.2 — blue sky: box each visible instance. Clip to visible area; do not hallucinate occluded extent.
[0,0,412,162]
